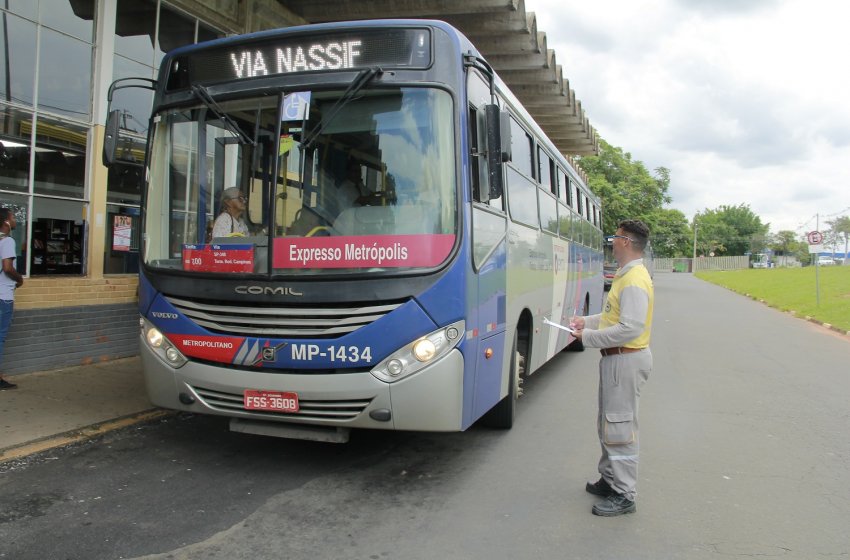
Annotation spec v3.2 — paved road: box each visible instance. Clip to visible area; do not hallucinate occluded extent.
[1,273,848,559]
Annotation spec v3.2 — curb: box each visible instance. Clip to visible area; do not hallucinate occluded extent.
[0,409,172,464]
[740,293,850,337]
[797,315,850,337]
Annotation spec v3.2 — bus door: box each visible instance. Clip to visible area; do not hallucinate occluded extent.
[467,68,511,422]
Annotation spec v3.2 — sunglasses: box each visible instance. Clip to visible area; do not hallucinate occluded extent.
[229,195,247,202]
[605,234,635,243]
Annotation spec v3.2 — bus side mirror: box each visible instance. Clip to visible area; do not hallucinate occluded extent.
[486,105,511,199]
[103,77,157,168]
[103,110,121,167]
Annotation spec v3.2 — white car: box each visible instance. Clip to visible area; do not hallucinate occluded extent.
[817,256,835,266]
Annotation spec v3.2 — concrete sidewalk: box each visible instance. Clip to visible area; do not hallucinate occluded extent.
[0,357,163,462]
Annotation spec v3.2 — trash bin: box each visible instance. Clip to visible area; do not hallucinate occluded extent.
[674,262,687,273]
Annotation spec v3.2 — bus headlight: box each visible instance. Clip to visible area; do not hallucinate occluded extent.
[387,359,404,376]
[147,328,164,348]
[412,339,436,361]
[371,320,464,383]
[165,347,182,363]
[142,318,187,368]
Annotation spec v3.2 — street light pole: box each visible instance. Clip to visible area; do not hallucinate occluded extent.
[816,213,820,306]
[692,216,698,273]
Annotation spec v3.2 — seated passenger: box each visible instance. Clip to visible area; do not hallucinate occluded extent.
[211,187,249,238]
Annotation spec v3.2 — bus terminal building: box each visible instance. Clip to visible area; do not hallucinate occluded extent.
[1,0,597,375]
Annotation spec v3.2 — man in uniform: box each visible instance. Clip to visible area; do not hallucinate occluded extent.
[570,219,654,516]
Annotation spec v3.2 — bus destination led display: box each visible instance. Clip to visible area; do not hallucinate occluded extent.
[172,28,431,88]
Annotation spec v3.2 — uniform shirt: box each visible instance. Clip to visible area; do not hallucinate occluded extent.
[582,258,654,349]
[0,236,18,300]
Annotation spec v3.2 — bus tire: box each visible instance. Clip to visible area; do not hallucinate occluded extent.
[482,333,519,429]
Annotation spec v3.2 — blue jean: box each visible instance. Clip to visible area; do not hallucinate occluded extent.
[0,299,14,370]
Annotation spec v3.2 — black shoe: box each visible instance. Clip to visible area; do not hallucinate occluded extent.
[592,494,636,517]
[585,477,616,497]
[0,379,17,390]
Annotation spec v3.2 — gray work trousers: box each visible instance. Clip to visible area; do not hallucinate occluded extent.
[597,348,652,501]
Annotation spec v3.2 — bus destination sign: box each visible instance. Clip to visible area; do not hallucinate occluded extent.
[182,244,254,273]
[174,28,432,87]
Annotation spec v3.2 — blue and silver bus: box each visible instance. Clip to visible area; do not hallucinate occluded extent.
[104,20,604,442]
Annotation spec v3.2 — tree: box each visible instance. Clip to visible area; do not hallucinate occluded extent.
[826,216,850,264]
[771,230,798,256]
[693,204,769,256]
[692,211,733,256]
[823,227,842,257]
[767,230,806,265]
[576,138,779,259]
[577,139,672,235]
[644,208,691,257]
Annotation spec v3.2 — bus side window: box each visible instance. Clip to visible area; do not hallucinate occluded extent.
[538,147,554,195]
[558,169,569,205]
[509,117,534,179]
[469,104,489,203]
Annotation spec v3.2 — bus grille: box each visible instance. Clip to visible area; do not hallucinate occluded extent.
[164,295,404,338]
[191,385,373,421]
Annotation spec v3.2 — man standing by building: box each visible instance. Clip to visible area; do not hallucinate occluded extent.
[0,208,23,390]
[570,219,654,516]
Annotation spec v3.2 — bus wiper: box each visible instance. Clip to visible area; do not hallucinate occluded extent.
[191,84,255,146]
[300,67,382,150]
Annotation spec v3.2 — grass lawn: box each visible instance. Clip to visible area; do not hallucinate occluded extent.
[695,266,850,332]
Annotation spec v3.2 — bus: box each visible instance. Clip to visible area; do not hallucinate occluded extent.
[104,19,604,443]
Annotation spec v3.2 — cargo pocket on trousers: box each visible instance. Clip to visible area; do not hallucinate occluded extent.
[604,412,634,445]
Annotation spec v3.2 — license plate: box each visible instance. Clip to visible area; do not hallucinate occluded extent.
[244,390,299,413]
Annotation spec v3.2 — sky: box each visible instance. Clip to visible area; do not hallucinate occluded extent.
[529,0,850,236]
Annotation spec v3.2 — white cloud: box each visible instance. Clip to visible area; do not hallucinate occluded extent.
[529,0,850,234]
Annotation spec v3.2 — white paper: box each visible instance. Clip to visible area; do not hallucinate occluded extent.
[543,317,575,334]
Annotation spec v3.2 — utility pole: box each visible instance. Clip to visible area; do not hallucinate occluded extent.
[815,213,820,306]
[692,216,698,273]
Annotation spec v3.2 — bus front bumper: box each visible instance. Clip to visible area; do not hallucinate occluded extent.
[140,340,464,433]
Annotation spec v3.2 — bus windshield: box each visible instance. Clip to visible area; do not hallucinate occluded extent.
[144,86,457,276]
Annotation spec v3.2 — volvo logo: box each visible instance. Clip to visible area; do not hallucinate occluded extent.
[152,312,179,319]
[235,285,303,296]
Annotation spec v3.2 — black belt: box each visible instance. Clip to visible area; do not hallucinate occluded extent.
[600,347,645,357]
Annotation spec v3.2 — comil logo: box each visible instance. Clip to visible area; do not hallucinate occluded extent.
[235,286,303,296]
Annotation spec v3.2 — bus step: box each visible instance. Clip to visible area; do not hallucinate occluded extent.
[230,418,351,443]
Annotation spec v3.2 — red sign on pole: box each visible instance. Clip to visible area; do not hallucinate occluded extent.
[807,231,824,245]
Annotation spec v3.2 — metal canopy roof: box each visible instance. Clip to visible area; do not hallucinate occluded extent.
[280,0,598,156]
